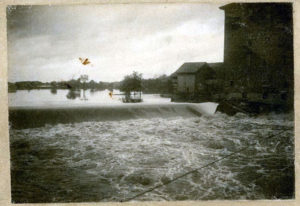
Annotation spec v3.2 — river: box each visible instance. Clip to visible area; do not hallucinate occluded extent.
[8,89,171,107]
[9,89,294,203]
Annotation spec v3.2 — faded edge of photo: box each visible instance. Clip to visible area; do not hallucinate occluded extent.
[0,0,299,206]
[0,2,11,206]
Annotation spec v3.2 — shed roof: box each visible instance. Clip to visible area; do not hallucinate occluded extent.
[219,3,238,10]
[208,63,223,71]
[219,3,288,11]
[175,62,208,74]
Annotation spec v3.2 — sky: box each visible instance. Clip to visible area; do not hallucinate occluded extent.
[7,4,224,83]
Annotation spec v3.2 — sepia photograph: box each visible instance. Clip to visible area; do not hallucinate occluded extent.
[7,2,294,203]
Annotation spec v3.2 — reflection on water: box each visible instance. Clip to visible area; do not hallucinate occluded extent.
[66,90,81,100]
[8,89,171,107]
[50,88,57,95]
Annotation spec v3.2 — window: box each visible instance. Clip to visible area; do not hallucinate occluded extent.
[281,93,287,100]
[247,39,252,47]
[247,54,251,67]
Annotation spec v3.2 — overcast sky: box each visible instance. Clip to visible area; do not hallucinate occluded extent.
[7,4,224,82]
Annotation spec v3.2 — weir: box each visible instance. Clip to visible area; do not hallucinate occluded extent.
[9,103,218,129]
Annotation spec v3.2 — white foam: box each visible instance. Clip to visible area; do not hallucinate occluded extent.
[10,112,294,201]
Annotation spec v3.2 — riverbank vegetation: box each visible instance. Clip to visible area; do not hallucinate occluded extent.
[8,74,173,95]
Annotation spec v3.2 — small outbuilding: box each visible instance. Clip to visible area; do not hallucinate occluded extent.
[173,62,216,95]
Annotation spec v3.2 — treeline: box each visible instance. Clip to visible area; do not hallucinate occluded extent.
[8,80,120,92]
[142,75,172,94]
[8,75,173,94]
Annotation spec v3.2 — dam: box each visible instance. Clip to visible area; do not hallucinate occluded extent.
[8,89,294,202]
[9,103,218,129]
[8,89,218,129]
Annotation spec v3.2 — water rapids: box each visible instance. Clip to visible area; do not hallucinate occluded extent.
[10,112,294,203]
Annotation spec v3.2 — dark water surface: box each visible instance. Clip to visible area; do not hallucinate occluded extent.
[10,111,294,203]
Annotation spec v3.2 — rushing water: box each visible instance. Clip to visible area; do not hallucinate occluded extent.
[10,111,294,203]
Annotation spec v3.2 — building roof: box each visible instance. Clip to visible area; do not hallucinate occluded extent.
[219,3,238,10]
[208,63,223,71]
[219,3,290,11]
[175,62,208,74]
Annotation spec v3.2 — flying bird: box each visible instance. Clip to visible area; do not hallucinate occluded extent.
[79,57,91,65]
